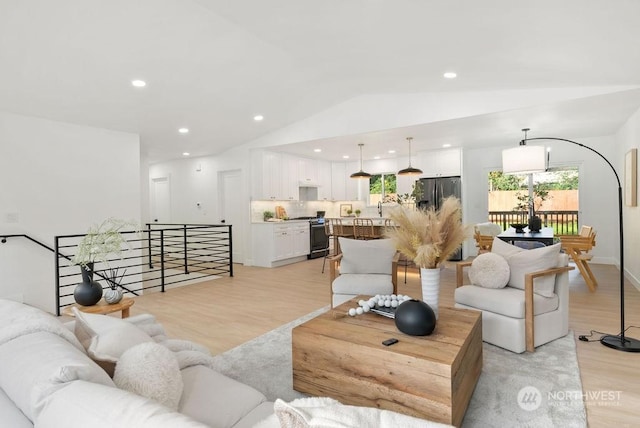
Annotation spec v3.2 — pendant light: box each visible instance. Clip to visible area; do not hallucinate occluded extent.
[350,143,372,179]
[397,137,423,175]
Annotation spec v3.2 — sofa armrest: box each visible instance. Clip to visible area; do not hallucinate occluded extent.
[523,265,574,352]
[391,252,400,294]
[329,254,343,306]
[455,261,473,288]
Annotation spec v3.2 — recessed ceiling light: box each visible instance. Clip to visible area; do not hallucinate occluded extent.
[131,79,146,87]
[443,72,457,79]
[442,144,452,148]
[182,152,190,156]
[178,128,189,134]
[253,115,264,121]
[314,148,322,153]
[342,155,350,159]
[388,150,396,154]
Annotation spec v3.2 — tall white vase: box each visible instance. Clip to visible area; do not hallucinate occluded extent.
[420,267,440,319]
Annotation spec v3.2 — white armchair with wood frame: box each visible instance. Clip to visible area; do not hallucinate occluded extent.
[454,237,574,353]
[329,237,399,308]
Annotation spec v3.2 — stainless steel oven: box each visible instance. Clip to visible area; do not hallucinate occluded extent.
[291,216,328,259]
[309,219,328,259]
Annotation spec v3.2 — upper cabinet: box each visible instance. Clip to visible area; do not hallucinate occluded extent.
[280,154,299,201]
[316,161,332,200]
[252,150,283,200]
[298,157,318,185]
[331,162,360,201]
[418,149,461,177]
[253,150,335,201]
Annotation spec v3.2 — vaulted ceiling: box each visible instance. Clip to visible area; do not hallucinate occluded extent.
[1,0,640,163]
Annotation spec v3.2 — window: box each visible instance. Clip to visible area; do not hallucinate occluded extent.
[487,168,579,234]
[369,173,397,205]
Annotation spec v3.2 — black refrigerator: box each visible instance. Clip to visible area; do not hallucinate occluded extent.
[416,176,462,260]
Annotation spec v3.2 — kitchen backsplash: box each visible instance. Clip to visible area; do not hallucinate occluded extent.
[250,200,384,222]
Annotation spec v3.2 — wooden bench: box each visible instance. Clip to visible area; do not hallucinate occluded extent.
[559,226,597,292]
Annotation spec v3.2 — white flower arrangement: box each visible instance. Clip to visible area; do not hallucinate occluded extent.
[72,218,140,268]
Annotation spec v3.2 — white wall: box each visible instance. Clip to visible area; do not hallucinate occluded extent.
[0,111,141,313]
[462,135,619,264]
[615,106,640,287]
[148,146,251,262]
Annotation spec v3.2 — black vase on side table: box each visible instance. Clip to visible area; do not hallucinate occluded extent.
[74,262,103,306]
[528,215,542,233]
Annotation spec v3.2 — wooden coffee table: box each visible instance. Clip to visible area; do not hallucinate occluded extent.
[292,297,482,427]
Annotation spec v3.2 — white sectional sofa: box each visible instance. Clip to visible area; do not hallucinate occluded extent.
[0,298,272,427]
[0,298,451,428]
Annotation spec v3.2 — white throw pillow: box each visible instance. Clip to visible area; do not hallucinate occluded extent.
[338,238,396,275]
[469,253,510,289]
[114,342,184,410]
[73,308,153,374]
[491,239,561,297]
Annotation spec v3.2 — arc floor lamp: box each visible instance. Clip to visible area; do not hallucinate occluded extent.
[502,128,640,352]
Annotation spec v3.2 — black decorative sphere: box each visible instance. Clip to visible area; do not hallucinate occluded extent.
[394,299,436,336]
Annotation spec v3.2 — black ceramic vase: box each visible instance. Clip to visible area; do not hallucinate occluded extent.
[394,299,436,336]
[74,263,103,306]
[528,215,542,233]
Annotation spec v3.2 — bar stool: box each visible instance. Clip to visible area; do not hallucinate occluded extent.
[321,219,335,273]
[322,218,354,272]
[353,218,375,240]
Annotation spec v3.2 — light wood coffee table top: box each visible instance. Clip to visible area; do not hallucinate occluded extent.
[292,297,482,427]
[62,297,134,318]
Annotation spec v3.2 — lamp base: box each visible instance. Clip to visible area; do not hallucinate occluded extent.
[600,335,640,352]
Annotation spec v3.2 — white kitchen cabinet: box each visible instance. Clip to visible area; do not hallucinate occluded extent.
[418,149,461,178]
[252,150,283,200]
[298,157,318,185]
[330,162,347,201]
[330,161,361,201]
[291,223,311,256]
[316,160,332,200]
[251,222,310,267]
[281,154,299,201]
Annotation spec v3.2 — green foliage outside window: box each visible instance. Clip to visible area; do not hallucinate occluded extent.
[370,173,397,205]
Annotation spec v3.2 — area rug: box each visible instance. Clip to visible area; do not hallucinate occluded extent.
[210,307,587,427]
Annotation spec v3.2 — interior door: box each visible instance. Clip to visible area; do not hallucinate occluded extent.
[219,169,243,263]
[150,176,171,224]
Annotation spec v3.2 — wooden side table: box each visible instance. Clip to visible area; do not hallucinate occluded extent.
[62,297,134,318]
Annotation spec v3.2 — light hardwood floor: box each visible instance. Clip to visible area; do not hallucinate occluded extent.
[130,258,640,427]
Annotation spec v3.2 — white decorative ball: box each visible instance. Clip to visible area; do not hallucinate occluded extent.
[356,307,364,315]
[384,299,391,307]
[358,299,366,306]
[391,300,398,308]
[348,308,357,316]
[362,303,370,312]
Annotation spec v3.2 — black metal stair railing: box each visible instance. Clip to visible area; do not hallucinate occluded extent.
[54,224,232,315]
[1,224,232,315]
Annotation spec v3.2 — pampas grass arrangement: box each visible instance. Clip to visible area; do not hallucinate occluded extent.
[384,197,469,269]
